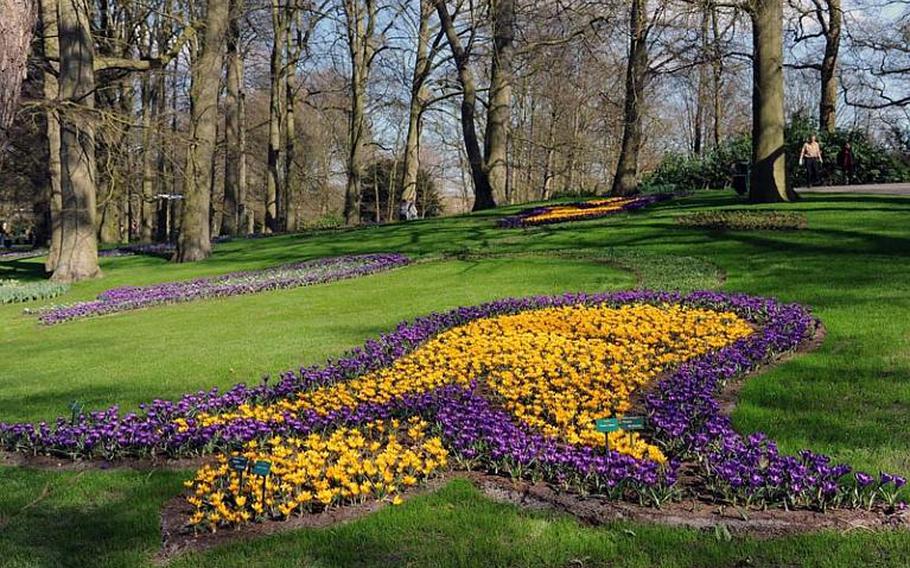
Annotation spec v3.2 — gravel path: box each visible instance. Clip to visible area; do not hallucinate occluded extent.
[797,183,910,196]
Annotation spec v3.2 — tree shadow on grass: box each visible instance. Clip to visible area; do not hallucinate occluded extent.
[0,467,182,568]
[0,258,48,281]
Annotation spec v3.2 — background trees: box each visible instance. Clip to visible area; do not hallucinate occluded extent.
[0,0,908,279]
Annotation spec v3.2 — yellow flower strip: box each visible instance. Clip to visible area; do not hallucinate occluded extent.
[185,303,753,462]
[523,197,639,224]
[186,417,447,530]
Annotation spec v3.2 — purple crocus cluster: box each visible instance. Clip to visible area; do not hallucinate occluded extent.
[2,290,903,510]
[36,253,410,325]
[498,194,674,228]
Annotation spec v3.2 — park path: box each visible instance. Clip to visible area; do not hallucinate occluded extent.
[796,182,910,196]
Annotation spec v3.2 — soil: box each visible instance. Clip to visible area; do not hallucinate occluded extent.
[0,450,206,472]
[468,472,910,538]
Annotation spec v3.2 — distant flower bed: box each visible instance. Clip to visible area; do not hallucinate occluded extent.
[34,253,410,324]
[0,248,47,261]
[0,279,69,304]
[98,234,286,259]
[3,290,903,530]
[499,194,673,228]
[676,210,808,231]
[99,243,175,258]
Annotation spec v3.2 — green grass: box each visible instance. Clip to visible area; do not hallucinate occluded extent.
[1,191,910,566]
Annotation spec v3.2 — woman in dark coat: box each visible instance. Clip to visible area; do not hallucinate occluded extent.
[838,142,855,185]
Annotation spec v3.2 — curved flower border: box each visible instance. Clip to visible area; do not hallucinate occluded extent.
[2,290,903,510]
[498,194,674,228]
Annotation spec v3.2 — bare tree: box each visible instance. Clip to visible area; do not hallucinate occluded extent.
[484,0,515,205]
[222,0,246,236]
[435,0,497,210]
[341,0,382,225]
[265,0,286,233]
[176,0,230,262]
[401,0,439,214]
[788,0,842,132]
[749,0,791,202]
[53,0,102,282]
[40,0,63,271]
[611,0,651,195]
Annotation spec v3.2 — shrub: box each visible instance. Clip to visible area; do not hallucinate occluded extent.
[676,210,808,231]
[646,115,910,191]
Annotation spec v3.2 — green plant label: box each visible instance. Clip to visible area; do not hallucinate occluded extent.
[619,416,646,430]
[251,460,271,476]
[595,418,620,433]
[228,456,248,472]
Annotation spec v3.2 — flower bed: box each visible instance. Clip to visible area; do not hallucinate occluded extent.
[0,279,69,304]
[2,291,904,528]
[0,248,47,261]
[98,243,175,258]
[34,253,410,325]
[185,418,448,529]
[676,210,808,231]
[499,194,673,228]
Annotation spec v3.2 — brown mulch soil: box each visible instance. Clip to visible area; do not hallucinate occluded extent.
[468,472,909,538]
[0,450,206,472]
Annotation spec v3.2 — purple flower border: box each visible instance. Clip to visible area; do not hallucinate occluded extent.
[498,194,674,228]
[2,290,901,509]
[37,253,411,325]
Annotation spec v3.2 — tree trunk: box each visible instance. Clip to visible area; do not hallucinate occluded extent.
[611,0,649,196]
[40,0,63,271]
[819,0,841,134]
[139,73,156,242]
[176,0,229,262]
[401,0,433,209]
[222,0,243,236]
[0,0,36,145]
[693,6,709,156]
[749,0,790,202]
[711,3,723,148]
[435,0,495,211]
[53,0,101,282]
[266,0,286,233]
[284,3,299,232]
[542,110,557,200]
[566,109,580,193]
[342,0,376,226]
[483,0,514,205]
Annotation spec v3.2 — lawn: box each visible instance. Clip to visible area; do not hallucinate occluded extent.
[1,191,909,567]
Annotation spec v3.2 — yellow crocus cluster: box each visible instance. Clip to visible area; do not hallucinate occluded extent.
[185,303,752,463]
[185,417,447,530]
[522,197,640,224]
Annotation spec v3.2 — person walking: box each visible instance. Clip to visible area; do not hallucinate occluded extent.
[799,134,824,188]
[837,141,855,185]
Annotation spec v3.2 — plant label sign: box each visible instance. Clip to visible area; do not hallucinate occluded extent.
[595,418,620,433]
[228,456,248,472]
[619,416,646,431]
[252,460,272,477]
